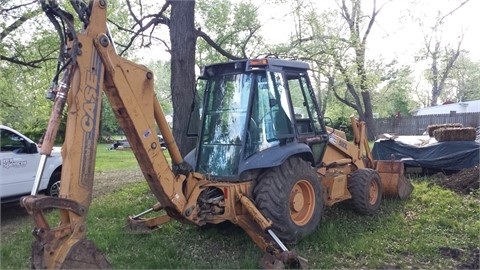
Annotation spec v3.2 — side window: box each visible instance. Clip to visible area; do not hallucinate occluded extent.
[0,129,26,152]
[287,73,322,135]
[269,72,294,137]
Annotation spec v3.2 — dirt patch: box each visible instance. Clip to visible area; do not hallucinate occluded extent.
[92,169,144,199]
[1,169,144,238]
[430,165,479,195]
[439,246,479,269]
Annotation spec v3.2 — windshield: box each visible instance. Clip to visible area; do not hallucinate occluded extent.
[197,73,252,176]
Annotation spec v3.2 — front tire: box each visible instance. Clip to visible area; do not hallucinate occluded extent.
[253,157,323,244]
[46,170,61,197]
[348,168,382,215]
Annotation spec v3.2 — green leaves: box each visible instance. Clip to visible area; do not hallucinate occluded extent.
[196,0,264,64]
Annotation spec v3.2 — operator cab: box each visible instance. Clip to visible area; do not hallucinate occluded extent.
[187,58,328,180]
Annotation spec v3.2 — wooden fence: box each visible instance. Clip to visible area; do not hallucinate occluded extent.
[375,112,480,135]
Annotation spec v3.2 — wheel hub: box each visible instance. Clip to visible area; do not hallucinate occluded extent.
[290,190,305,212]
[289,180,315,226]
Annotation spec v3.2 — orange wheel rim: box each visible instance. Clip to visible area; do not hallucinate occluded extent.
[289,180,315,226]
[368,180,379,205]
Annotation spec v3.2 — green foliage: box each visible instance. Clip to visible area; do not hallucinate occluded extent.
[0,1,160,139]
[195,0,265,64]
[100,94,121,136]
[149,60,173,115]
[0,2,55,128]
[443,54,480,102]
[324,95,357,123]
[373,65,419,118]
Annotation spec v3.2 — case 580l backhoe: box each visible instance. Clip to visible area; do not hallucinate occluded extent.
[21,0,412,269]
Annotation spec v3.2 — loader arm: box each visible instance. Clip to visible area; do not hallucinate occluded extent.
[321,115,413,204]
[21,1,304,268]
[323,116,374,170]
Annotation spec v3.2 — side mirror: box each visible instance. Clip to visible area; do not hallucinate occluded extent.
[29,142,39,154]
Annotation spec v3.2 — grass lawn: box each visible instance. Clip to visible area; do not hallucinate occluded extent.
[1,144,478,269]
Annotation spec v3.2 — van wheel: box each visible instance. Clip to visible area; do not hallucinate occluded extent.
[46,171,61,197]
[348,168,382,215]
[253,157,323,244]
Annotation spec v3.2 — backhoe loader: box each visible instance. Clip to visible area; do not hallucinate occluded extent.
[21,0,412,269]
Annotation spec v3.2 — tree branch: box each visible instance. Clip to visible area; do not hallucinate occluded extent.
[0,54,53,68]
[0,99,20,110]
[436,0,470,27]
[334,60,361,111]
[1,8,41,41]
[195,28,243,60]
[0,0,37,14]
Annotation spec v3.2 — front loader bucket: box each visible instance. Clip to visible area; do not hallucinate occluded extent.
[375,160,413,199]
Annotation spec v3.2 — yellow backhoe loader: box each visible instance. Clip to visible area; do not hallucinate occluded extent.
[21,1,412,269]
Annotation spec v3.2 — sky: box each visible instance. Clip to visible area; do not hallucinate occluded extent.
[258,0,479,63]
[135,0,478,65]
[252,0,479,105]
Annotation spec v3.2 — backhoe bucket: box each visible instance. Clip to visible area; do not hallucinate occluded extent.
[375,160,413,199]
[31,239,111,269]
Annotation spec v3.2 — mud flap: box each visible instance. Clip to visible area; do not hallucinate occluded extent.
[376,160,414,199]
[31,239,111,269]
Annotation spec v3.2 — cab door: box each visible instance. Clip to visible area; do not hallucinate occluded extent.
[285,71,328,166]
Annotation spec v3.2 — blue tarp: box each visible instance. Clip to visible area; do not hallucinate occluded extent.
[372,140,480,171]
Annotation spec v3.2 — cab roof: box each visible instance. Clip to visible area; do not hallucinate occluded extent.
[200,58,310,78]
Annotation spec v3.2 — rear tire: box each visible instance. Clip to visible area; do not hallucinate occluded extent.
[253,157,323,244]
[46,170,61,197]
[348,168,382,215]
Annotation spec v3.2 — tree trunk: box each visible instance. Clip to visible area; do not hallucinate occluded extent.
[361,91,377,140]
[169,0,197,157]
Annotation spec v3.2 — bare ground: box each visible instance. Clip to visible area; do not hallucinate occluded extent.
[429,165,480,195]
[1,169,144,238]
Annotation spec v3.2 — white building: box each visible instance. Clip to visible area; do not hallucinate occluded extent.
[412,100,480,116]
